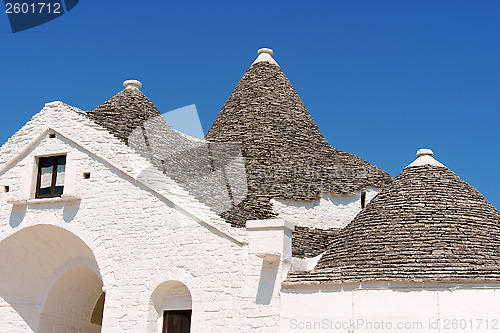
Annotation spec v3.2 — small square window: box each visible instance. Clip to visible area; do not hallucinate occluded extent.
[4,186,9,193]
[36,155,66,198]
[83,172,91,179]
[48,133,56,138]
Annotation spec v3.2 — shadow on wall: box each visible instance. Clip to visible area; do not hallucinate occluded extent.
[256,261,279,305]
[9,201,81,228]
[0,225,103,332]
[9,204,26,228]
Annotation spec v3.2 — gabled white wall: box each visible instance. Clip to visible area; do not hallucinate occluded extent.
[0,102,286,332]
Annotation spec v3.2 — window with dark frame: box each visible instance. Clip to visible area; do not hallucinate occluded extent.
[36,155,66,198]
[162,310,191,333]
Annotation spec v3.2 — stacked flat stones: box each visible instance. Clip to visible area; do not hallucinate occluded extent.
[288,163,500,284]
[206,56,393,228]
[86,50,394,259]
[86,82,239,214]
[87,82,161,144]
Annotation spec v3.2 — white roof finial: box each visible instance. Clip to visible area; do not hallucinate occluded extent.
[416,148,434,157]
[123,79,142,89]
[258,48,273,56]
[253,47,279,66]
[407,148,445,168]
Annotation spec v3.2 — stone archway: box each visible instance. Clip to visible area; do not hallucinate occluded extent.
[0,225,105,332]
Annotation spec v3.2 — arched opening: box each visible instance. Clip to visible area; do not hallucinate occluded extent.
[0,225,104,332]
[148,281,192,333]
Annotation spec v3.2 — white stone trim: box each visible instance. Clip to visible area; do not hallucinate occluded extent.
[246,219,294,231]
[7,194,81,205]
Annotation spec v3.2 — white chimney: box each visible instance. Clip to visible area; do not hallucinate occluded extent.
[246,219,294,264]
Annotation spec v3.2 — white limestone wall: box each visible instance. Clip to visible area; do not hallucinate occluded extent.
[271,189,379,229]
[0,103,287,332]
[281,282,500,333]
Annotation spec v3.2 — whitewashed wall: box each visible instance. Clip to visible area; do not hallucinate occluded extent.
[0,103,288,332]
[272,189,379,229]
[281,282,500,333]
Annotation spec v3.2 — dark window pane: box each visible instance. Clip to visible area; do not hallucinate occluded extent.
[54,186,64,196]
[163,310,191,333]
[41,158,54,168]
[41,187,52,197]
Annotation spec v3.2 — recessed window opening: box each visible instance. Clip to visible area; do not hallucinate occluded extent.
[361,189,366,209]
[36,155,66,198]
[4,186,9,193]
[48,133,56,138]
[163,310,191,333]
[83,172,91,179]
[160,159,167,174]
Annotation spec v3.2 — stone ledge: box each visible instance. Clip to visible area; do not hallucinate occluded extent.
[7,194,81,205]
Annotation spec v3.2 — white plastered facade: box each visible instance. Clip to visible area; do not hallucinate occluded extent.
[1,101,498,333]
[0,102,291,332]
[280,282,500,333]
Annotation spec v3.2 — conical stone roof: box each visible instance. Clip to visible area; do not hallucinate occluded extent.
[206,49,393,227]
[87,80,163,144]
[86,80,246,216]
[287,150,500,284]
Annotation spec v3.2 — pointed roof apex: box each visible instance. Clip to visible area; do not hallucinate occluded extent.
[123,79,142,89]
[87,81,162,143]
[207,47,393,226]
[252,47,279,66]
[407,148,445,168]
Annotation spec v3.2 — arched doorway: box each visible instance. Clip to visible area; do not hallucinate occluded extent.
[148,281,192,333]
[0,225,105,332]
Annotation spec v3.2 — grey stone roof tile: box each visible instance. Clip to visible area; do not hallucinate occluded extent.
[287,164,500,283]
[87,87,162,144]
[206,60,393,227]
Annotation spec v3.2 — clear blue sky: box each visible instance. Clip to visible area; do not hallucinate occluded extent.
[1,1,499,207]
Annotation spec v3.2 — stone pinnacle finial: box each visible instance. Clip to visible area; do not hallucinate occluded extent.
[257,48,273,56]
[416,148,433,157]
[407,148,445,168]
[253,48,279,66]
[123,80,142,89]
